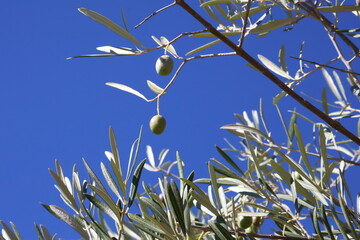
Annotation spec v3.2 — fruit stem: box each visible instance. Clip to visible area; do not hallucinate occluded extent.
[156,97,160,115]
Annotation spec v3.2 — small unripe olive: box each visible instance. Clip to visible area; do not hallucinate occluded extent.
[155,55,174,76]
[239,216,253,229]
[150,115,166,135]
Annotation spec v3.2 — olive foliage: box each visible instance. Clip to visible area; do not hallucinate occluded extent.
[2,0,360,239]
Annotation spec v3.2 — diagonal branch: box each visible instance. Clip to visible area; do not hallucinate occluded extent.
[174,0,360,146]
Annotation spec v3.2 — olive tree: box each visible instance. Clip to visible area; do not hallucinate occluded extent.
[2,0,360,239]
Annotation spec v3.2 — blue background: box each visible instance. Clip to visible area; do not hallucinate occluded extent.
[1,1,359,239]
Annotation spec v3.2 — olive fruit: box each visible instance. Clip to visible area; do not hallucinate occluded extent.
[150,115,166,135]
[239,216,253,229]
[155,55,174,76]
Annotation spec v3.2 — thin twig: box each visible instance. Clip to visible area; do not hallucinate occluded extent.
[297,2,359,56]
[238,0,252,49]
[175,0,360,146]
[134,2,176,29]
[148,52,236,102]
[290,56,360,76]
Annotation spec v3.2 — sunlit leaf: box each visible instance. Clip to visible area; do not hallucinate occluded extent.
[160,36,179,58]
[106,82,149,101]
[147,80,164,95]
[209,222,235,240]
[128,159,146,207]
[41,205,88,239]
[258,54,294,80]
[78,8,144,47]
[318,5,360,12]
[186,39,221,56]
[249,17,297,34]
[96,46,139,55]
[84,194,118,221]
[322,68,343,103]
[0,221,18,240]
[230,4,274,20]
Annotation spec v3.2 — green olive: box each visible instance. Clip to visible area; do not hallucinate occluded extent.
[239,216,253,229]
[150,115,166,135]
[155,55,174,76]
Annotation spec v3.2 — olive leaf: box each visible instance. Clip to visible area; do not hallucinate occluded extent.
[106,82,149,102]
[96,46,140,55]
[147,81,164,95]
[258,54,294,80]
[78,8,145,47]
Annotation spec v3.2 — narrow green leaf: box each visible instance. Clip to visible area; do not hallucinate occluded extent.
[294,124,315,180]
[215,146,244,175]
[82,159,106,192]
[186,39,221,56]
[199,0,225,26]
[271,161,316,204]
[277,194,314,209]
[96,46,139,55]
[221,124,275,144]
[147,80,163,95]
[322,68,342,102]
[125,127,143,184]
[127,213,167,237]
[273,91,286,105]
[249,17,298,34]
[332,71,347,102]
[41,205,88,239]
[108,156,126,203]
[288,108,297,147]
[176,151,185,191]
[209,222,235,240]
[230,4,274,20]
[319,126,330,186]
[0,221,18,240]
[312,207,324,240]
[320,205,336,240]
[100,162,121,199]
[160,36,179,58]
[318,5,360,12]
[88,185,121,221]
[279,45,288,73]
[39,225,53,240]
[84,194,118,222]
[49,169,79,212]
[329,198,351,240]
[67,54,118,59]
[244,132,265,183]
[166,180,186,234]
[140,197,169,225]
[78,8,144,47]
[34,223,43,240]
[106,82,149,102]
[258,54,294,80]
[208,162,221,209]
[9,222,21,240]
[128,159,146,207]
[338,190,357,238]
[191,191,219,217]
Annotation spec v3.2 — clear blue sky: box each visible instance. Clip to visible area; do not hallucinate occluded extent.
[1,1,359,239]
